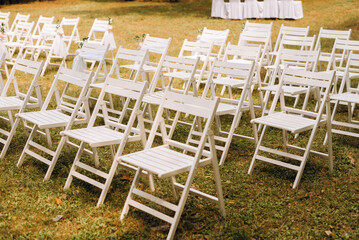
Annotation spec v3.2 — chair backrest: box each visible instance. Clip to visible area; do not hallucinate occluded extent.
[280,35,316,51]
[339,51,359,94]
[141,34,172,54]
[87,18,108,44]
[198,27,229,58]
[224,43,262,66]
[0,12,10,32]
[60,17,80,52]
[269,68,335,120]
[327,39,359,71]
[9,13,30,33]
[145,90,220,163]
[273,25,310,54]
[110,46,148,81]
[314,28,351,53]
[238,30,271,65]
[9,21,34,44]
[149,55,200,94]
[88,77,148,150]
[243,21,273,34]
[41,67,94,128]
[31,15,54,39]
[178,39,213,59]
[1,58,44,110]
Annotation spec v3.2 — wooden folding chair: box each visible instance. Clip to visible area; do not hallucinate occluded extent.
[0,58,44,159]
[119,91,225,240]
[329,52,359,140]
[189,60,258,165]
[121,34,172,82]
[5,21,35,65]
[260,48,320,115]
[0,12,10,33]
[62,78,148,207]
[270,24,310,64]
[314,28,351,71]
[249,68,336,188]
[16,67,93,181]
[179,39,213,86]
[7,13,30,38]
[24,23,68,76]
[197,27,229,60]
[59,17,80,55]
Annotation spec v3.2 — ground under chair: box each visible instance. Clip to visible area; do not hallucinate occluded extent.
[119,91,225,240]
[0,58,44,159]
[249,68,336,189]
[16,67,93,181]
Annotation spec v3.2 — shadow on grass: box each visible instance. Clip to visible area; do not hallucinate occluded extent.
[64,1,211,18]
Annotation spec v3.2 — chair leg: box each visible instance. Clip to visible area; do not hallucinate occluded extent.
[17,125,38,167]
[326,101,333,172]
[0,117,21,159]
[248,125,268,175]
[44,136,68,181]
[97,159,119,207]
[64,142,85,190]
[120,167,142,221]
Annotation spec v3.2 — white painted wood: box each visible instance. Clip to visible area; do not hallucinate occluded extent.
[120,91,225,240]
[249,67,335,188]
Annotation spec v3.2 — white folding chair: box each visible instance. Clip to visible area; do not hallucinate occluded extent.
[5,21,35,64]
[59,17,80,55]
[16,67,93,181]
[222,43,263,106]
[249,68,335,188]
[73,42,110,84]
[24,23,68,76]
[121,34,172,82]
[0,58,44,159]
[260,48,320,115]
[270,24,310,63]
[119,91,225,240]
[0,12,10,32]
[30,15,55,43]
[197,27,229,60]
[7,13,30,38]
[314,28,351,70]
[86,18,116,60]
[329,52,359,140]
[62,78,148,207]
[179,39,213,86]
[198,60,258,165]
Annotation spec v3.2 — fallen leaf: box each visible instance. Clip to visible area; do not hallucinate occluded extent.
[120,176,133,181]
[59,194,67,200]
[55,198,63,206]
[151,225,170,232]
[348,154,355,165]
[52,215,63,222]
[325,230,334,236]
[237,162,244,167]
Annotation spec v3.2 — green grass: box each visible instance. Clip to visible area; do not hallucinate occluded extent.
[0,0,359,239]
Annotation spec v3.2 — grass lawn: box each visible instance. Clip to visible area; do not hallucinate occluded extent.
[0,0,359,239]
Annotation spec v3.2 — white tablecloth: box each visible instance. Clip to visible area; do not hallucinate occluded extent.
[211,0,303,19]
